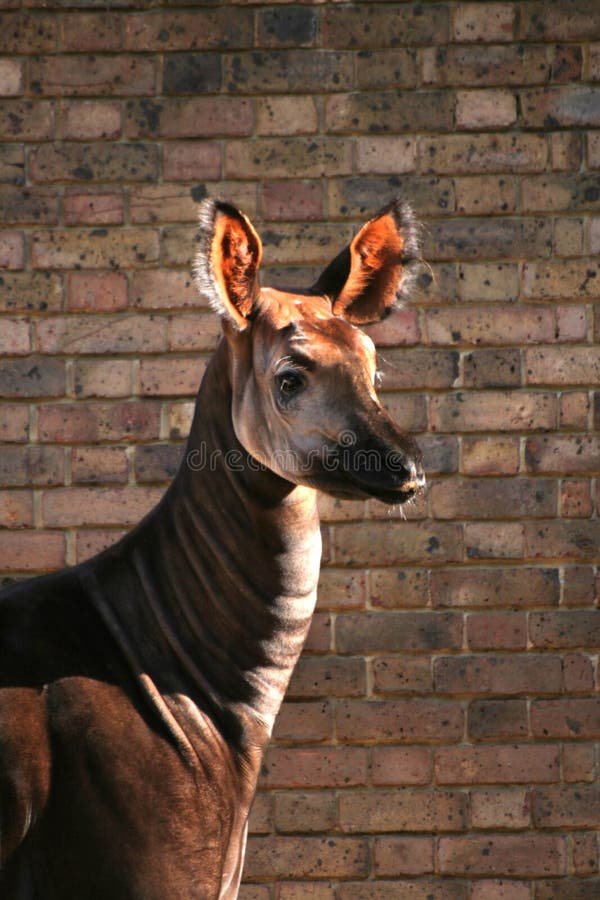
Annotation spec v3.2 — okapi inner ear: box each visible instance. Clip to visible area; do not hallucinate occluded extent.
[194,200,262,331]
[311,201,420,326]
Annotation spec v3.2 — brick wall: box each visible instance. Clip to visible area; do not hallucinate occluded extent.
[1,0,599,896]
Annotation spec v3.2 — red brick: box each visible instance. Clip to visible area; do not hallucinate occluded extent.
[562,566,597,607]
[526,435,600,474]
[259,747,367,790]
[466,612,527,650]
[430,566,560,609]
[434,654,562,695]
[30,55,156,97]
[558,392,590,430]
[31,144,159,185]
[335,700,463,743]
[59,101,121,140]
[0,490,33,528]
[31,228,160,270]
[339,789,468,833]
[572,832,599,876]
[38,401,160,443]
[425,304,554,346]
[273,791,337,834]
[316,569,366,611]
[257,97,318,136]
[362,308,420,347]
[0,530,65,572]
[531,699,600,739]
[0,186,60,227]
[125,97,253,140]
[321,5,449,48]
[0,101,54,142]
[467,700,529,740]
[519,0,600,40]
[563,654,595,693]
[371,656,433,696]
[75,528,125,563]
[73,359,132,398]
[453,4,514,42]
[133,444,182,484]
[470,789,531,830]
[530,609,600,648]
[563,743,596,783]
[461,437,520,476]
[0,231,24,269]
[521,87,600,128]
[38,315,165,355]
[0,445,64,487]
[59,13,123,51]
[560,479,593,518]
[373,836,433,877]
[0,358,65,399]
[262,180,323,221]
[423,44,548,87]
[336,882,467,900]
[430,391,556,432]
[273,701,333,744]
[71,446,128,485]
[168,313,221,353]
[0,317,30,355]
[123,10,253,51]
[42,486,163,527]
[226,138,352,181]
[66,272,128,312]
[430,478,557,520]
[525,521,600,561]
[533,785,600,828]
[139,358,207,397]
[276,886,334,900]
[523,258,600,299]
[0,404,29,442]
[420,134,548,175]
[464,523,525,560]
[470,881,530,900]
[0,272,63,313]
[162,143,221,181]
[63,190,124,226]
[333,522,463,567]
[132,270,200,309]
[336,612,462,654]
[456,89,516,129]
[525,347,600,386]
[438,834,566,876]
[287,656,366,700]
[303,612,332,654]
[0,12,57,53]
[130,186,202,226]
[244,835,368,881]
[534,881,600,900]
[371,746,432,786]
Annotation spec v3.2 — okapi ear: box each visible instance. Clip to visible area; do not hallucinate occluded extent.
[193,199,262,331]
[311,200,421,325]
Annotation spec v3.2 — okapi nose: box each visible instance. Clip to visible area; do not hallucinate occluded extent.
[401,460,426,493]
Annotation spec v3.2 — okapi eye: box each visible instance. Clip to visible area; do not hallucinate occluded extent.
[276,369,304,398]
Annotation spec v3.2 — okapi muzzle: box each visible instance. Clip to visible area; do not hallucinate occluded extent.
[0,198,425,900]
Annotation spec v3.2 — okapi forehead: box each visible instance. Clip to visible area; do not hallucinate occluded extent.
[256,287,375,370]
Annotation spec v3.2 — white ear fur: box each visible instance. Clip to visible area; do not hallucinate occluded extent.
[193,199,262,331]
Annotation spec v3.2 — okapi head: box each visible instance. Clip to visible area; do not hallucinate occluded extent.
[194,199,425,505]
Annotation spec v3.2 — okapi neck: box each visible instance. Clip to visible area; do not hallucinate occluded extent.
[87,338,321,763]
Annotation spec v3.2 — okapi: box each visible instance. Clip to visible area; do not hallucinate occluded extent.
[0,199,424,899]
